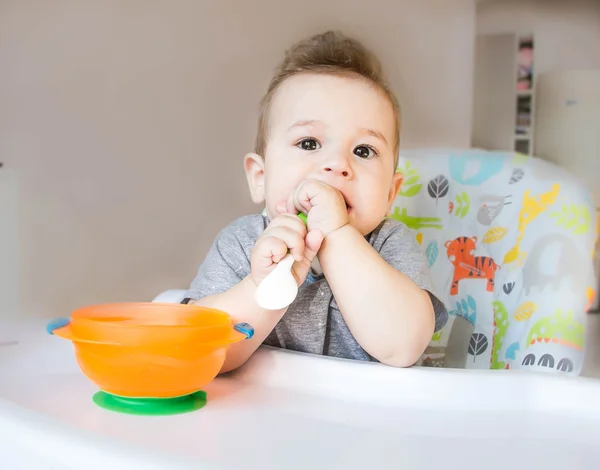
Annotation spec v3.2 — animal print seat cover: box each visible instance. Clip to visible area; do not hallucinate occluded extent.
[392,149,598,375]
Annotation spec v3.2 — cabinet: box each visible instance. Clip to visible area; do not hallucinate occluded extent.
[534,69,600,207]
[472,33,536,155]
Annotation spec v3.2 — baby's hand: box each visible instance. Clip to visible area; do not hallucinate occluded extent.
[286,180,350,236]
[251,213,324,289]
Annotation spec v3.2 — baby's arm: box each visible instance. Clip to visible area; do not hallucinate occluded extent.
[319,222,443,367]
[187,213,322,373]
[193,276,286,373]
[287,180,446,367]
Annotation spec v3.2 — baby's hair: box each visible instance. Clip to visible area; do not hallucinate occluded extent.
[255,31,401,166]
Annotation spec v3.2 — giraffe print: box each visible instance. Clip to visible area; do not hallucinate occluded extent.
[503,184,560,265]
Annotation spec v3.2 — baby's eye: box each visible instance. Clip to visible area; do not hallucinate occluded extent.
[297,138,321,151]
[353,145,378,159]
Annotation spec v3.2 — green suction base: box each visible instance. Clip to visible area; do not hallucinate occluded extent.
[93,390,207,416]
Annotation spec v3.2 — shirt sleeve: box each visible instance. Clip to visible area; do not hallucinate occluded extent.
[372,219,449,332]
[184,215,263,301]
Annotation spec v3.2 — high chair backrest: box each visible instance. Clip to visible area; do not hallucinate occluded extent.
[392,149,598,374]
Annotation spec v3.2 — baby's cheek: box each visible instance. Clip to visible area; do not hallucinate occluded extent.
[268,177,302,204]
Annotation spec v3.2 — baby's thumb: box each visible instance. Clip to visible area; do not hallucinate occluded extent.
[304,229,324,263]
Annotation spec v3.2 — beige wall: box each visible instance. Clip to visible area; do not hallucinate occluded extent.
[477,0,600,74]
[0,0,475,318]
[0,166,19,318]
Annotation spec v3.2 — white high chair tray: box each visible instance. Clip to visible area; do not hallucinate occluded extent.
[1,319,600,470]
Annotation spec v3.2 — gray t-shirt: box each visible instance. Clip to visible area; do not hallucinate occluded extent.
[185,214,448,362]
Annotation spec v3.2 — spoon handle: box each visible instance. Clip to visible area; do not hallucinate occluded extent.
[275,253,295,271]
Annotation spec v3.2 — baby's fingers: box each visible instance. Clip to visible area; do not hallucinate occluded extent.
[267,212,307,236]
[286,181,317,215]
[262,226,306,262]
[254,236,288,269]
[304,229,324,263]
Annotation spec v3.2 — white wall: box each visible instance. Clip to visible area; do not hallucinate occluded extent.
[0,0,475,318]
[477,0,600,74]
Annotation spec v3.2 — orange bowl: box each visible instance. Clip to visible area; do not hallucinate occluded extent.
[47,303,252,398]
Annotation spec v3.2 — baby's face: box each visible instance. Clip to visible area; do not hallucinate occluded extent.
[249,73,402,236]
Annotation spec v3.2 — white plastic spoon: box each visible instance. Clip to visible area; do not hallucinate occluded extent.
[255,253,299,310]
[255,212,307,310]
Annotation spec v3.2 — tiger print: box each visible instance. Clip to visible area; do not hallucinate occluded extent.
[445,236,500,296]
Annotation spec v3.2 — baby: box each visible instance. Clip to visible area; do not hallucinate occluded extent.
[183,31,448,371]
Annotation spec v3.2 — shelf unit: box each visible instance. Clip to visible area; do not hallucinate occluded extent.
[472,33,536,155]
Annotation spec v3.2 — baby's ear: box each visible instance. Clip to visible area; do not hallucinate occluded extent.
[386,171,404,208]
[244,153,265,204]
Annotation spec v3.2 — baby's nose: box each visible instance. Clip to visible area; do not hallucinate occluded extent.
[321,155,353,179]
[323,166,350,178]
